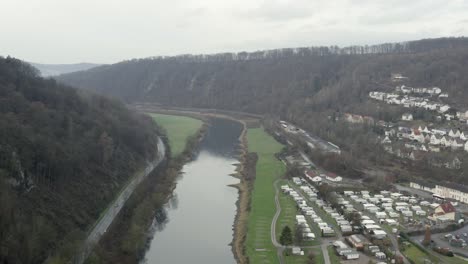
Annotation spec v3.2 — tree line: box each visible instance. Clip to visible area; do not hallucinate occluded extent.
[0,57,163,263]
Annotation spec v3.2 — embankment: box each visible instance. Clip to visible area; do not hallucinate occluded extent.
[85,121,207,264]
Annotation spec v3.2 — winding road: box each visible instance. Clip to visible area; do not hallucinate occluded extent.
[272,179,330,264]
[272,179,286,264]
[73,138,166,264]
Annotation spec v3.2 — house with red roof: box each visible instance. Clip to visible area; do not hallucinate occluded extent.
[429,202,456,221]
[304,170,322,183]
[325,172,342,182]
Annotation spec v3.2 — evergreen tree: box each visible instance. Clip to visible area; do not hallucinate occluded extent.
[279,226,293,246]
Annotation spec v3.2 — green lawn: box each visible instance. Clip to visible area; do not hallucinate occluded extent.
[403,244,468,264]
[245,128,286,264]
[148,113,203,156]
[441,255,468,264]
[284,247,322,264]
[327,246,341,264]
[402,244,437,264]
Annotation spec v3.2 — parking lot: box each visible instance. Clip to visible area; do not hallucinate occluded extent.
[412,225,468,258]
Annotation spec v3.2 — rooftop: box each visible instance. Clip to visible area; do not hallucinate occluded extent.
[438,202,456,214]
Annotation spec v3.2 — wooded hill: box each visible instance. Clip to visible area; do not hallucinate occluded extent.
[0,57,162,263]
[57,37,468,116]
[57,37,468,182]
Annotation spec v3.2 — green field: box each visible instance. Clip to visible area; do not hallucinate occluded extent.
[327,246,341,264]
[245,128,286,264]
[403,244,435,264]
[284,247,322,264]
[149,113,203,156]
[403,244,468,264]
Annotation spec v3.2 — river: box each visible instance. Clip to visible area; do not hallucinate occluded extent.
[142,118,242,264]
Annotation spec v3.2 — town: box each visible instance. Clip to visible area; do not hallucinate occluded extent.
[340,74,468,170]
[273,119,468,264]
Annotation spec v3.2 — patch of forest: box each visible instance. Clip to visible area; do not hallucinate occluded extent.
[0,57,162,263]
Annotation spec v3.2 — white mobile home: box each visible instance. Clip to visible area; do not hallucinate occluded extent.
[402,210,413,217]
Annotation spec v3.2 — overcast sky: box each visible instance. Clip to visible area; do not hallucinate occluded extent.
[1,0,468,64]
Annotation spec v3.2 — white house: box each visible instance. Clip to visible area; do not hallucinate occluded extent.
[326,173,342,182]
[402,113,413,121]
[438,105,451,113]
[460,132,467,141]
[449,129,456,138]
[434,183,468,204]
[449,129,461,138]
[429,202,456,221]
[440,136,450,147]
[432,128,447,136]
[311,176,322,183]
[430,87,442,94]
[451,139,464,149]
[410,181,435,192]
[430,135,440,145]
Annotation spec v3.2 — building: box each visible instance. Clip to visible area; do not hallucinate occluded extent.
[292,247,303,255]
[372,230,387,239]
[410,180,436,193]
[346,234,367,250]
[411,181,468,204]
[305,171,322,183]
[325,173,342,182]
[429,135,441,145]
[311,176,322,183]
[391,73,408,82]
[402,113,413,121]
[435,183,468,203]
[451,139,465,149]
[344,113,375,125]
[429,202,456,221]
[343,251,359,260]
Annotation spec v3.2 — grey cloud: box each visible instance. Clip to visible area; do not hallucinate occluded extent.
[241,0,315,22]
[1,0,467,63]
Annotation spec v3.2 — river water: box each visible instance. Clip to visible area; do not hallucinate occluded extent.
[142,118,242,264]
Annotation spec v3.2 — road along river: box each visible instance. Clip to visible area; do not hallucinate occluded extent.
[74,137,166,264]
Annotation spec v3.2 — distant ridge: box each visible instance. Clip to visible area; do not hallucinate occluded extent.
[30,62,102,77]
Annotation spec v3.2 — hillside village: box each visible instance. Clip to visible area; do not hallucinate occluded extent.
[343,74,468,170]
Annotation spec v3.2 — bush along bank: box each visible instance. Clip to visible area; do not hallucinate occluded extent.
[84,124,207,264]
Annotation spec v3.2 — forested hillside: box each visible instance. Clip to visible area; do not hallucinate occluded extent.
[0,57,162,263]
[57,37,468,182]
[58,37,468,115]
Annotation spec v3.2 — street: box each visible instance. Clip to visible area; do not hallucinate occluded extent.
[74,138,166,264]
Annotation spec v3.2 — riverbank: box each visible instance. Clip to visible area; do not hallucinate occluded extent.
[142,107,263,264]
[231,118,251,264]
[84,115,206,264]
